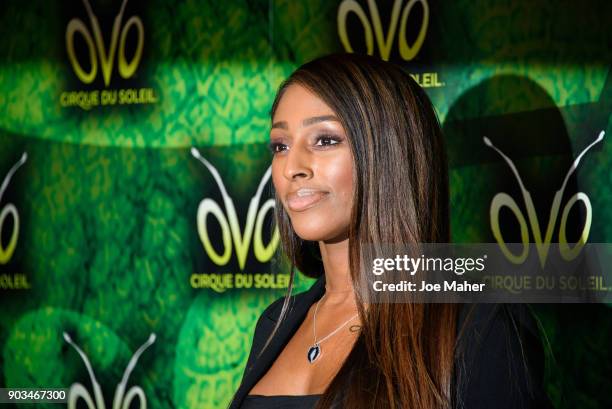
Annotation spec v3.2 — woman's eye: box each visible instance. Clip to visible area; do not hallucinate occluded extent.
[314,135,341,147]
[268,142,288,154]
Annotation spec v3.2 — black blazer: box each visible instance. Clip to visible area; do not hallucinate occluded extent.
[229,274,552,408]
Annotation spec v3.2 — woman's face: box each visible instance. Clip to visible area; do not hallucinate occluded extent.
[270,83,354,243]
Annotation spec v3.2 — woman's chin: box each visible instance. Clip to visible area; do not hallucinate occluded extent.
[291,222,349,243]
[291,228,326,242]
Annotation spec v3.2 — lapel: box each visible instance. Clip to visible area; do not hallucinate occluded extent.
[229,274,326,408]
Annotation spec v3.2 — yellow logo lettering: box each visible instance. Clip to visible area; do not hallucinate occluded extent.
[485,131,605,267]
[0,153,27,265]
[191,148,280,271]
[337,0,429,61]
[66,0,144,86]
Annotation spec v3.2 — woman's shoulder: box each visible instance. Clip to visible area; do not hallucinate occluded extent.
[241,285,321,376]
[455,303,542,351]
[247,295,286,352]
[256,287,316,324]
[453,303,552,409]
[257,295,286,323]
[255,277,326,325]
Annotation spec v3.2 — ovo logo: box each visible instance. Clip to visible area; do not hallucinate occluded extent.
[0,153,27,265]
[337,0,429,61]
[63,332,155,409]
[191,148,280,270]
[484,131,605,268]
[66,0,144,86]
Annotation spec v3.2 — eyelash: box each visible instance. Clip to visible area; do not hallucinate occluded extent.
[268,134,342,154]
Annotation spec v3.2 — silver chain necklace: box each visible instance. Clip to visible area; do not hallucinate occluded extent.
[307,292,359,364]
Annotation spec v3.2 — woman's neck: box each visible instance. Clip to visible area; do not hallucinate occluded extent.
[318,238,356,305]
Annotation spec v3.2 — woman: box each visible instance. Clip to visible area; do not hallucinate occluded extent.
[229,53,551,409]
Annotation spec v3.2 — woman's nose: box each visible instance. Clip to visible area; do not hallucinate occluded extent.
[283,144,312,180]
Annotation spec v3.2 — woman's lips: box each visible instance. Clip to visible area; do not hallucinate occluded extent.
[286,189,329,212]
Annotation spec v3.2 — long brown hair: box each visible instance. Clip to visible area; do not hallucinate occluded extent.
[265,52,458,409]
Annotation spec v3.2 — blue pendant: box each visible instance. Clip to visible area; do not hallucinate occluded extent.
[307,344,321,363]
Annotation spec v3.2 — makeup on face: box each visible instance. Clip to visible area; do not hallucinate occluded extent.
[269,84,354,242]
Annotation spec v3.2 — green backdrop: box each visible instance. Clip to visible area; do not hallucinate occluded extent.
[0,0,610,408]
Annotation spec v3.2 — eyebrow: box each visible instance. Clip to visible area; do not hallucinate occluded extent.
[271,115,340,130]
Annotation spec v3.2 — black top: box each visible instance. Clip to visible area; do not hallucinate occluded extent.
[229,274,552,408]
[240,394,321,409]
